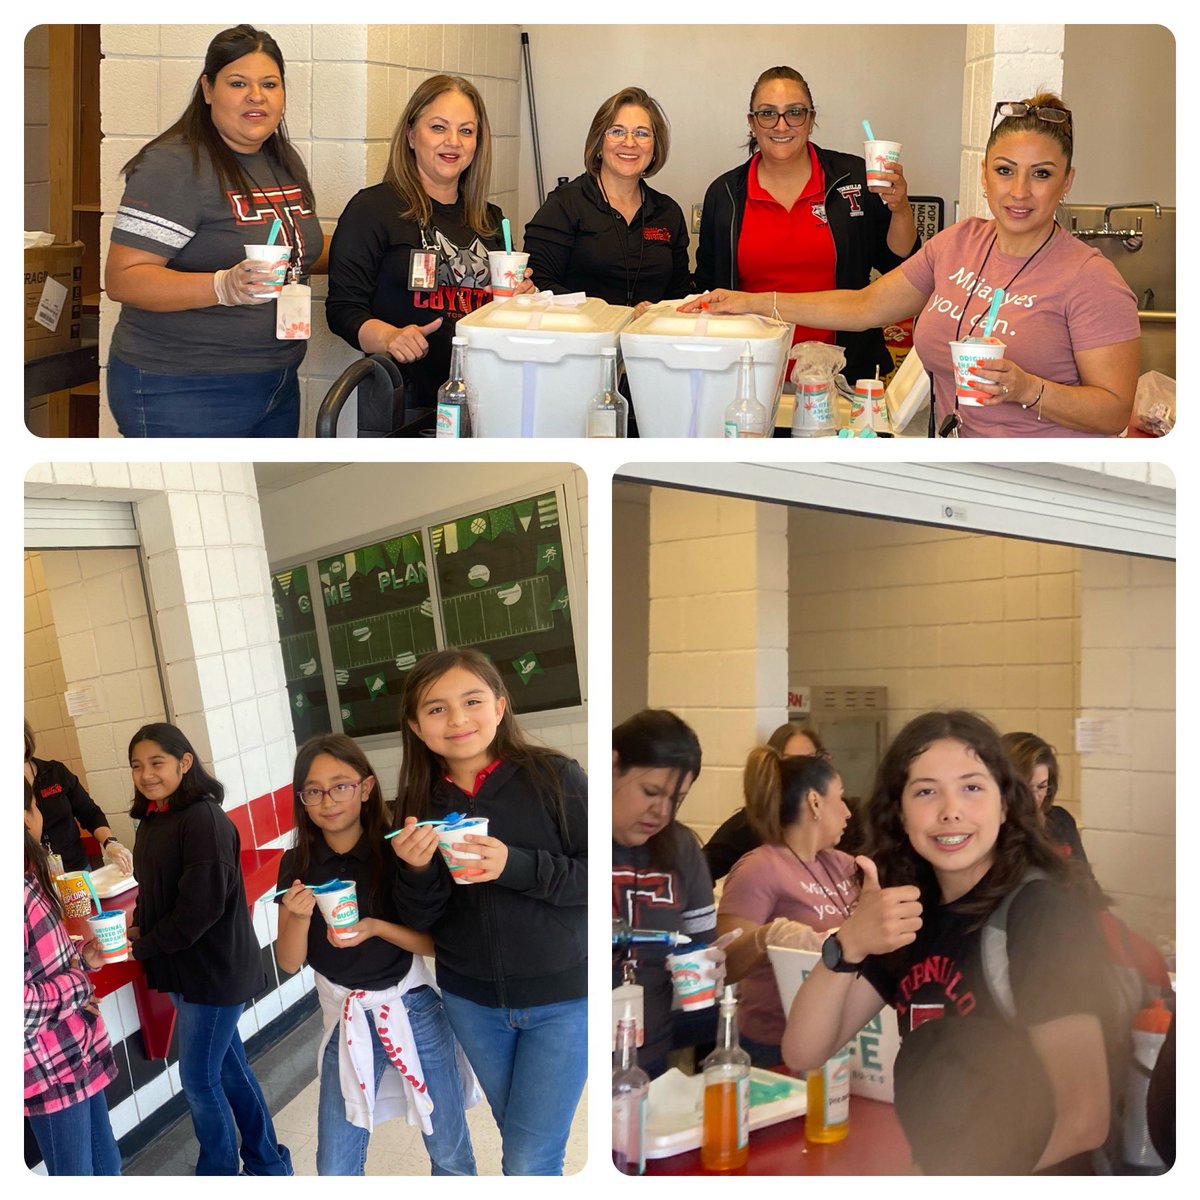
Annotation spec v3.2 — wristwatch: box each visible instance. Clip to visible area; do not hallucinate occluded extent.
[102,837,118,848]
[821,932,863,974]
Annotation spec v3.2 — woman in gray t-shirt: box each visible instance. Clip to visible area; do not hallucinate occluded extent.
[106,24,325,437]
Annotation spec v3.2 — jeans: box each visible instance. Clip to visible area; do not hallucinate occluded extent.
[441,992,587,1176]
[107,352,300,437]
[169,996,292,1176]
[316,986,476,1176]
[27,1090,121,1175]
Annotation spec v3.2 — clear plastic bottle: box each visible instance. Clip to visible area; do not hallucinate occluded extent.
[805,1044,851,1143]
[723,343,768,438]
[612,1006,650,1175]
[586,347,628,437]
[700,985,751,1170]
[436,337,475,438]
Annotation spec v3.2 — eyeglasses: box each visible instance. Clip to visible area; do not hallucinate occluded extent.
[605,126,653,143]
[991,101,1073,138]
[750,106,813,129]
[298,780,365,807]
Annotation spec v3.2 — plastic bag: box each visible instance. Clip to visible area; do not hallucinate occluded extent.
[1132,371,1174,436]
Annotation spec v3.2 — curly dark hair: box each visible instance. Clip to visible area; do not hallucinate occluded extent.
[862,710,1081,928]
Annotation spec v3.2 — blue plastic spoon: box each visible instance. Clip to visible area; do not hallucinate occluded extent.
[980,286,1006,341]
[384,812,464,839]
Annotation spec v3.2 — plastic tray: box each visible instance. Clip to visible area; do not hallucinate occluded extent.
[90,864,137,899]
[644,1066,807,1158]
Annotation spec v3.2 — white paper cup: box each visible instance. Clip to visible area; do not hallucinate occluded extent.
[487,251,529,298]
[665,948,720,1010]
[437,817,489,884]
[864,140,902,190]
[314,882,359,939]
[87,910,129,963]
[793,376,836,436]
[243,244,289,298]
[949,338,1006,406]
[851,379,883,431]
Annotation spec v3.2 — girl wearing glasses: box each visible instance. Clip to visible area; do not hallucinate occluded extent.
[274,734,477,1175]
[125,724,292,1175]
[524,86,692,314]
[389,650,587,1175]
[691,94,1140,437]
[695,65,919,383]
[612,709,733,1077]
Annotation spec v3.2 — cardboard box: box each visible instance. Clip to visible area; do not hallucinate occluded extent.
[25,241,84,362]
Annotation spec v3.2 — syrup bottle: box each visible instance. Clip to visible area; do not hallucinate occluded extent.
[700,985,751,1170]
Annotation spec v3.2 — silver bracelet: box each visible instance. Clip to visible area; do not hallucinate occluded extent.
[1021,380,1046,419]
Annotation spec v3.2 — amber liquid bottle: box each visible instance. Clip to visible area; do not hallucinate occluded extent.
[699,986,751,1171]
[805,1046,851,1144]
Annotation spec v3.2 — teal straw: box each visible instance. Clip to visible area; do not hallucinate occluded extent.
[980,286,1005,340]
[267,217,283,245]
[862,119,875,141]
[82,871,102,914]
[501,218,513,253]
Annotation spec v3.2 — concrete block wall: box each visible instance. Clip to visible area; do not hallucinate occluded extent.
[32,547,166,848]
[961,25,1064,220]
[98,23,522,436]
[24,26,50,230]
[647,490,789,842]
[24,552,88,786]
[787,507,1082,816]
[1078,551,1175,945]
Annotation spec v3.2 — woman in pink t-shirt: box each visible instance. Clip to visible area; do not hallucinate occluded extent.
[686,93,1140,438]
[717,748,859,1066]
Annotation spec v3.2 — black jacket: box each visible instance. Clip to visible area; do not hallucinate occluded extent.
[395,756,587,1008]
[132,799,264,1006]
[30,758,109,872]
[524,172,692,305]
[695,145,919,381]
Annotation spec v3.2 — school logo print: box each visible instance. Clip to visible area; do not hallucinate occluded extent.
[228,185,313,259]
[837,182,864,215]
[812,202,828,224]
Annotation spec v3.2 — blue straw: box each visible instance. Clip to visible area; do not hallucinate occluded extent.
[862,119,875,141]
[501,218,513,253]
[980,286,1005,340]
[267,218,283,246]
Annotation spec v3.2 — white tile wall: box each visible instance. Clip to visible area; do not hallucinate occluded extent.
[99,24,523,436]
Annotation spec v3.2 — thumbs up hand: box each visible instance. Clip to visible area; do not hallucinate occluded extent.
[835,855,923,963]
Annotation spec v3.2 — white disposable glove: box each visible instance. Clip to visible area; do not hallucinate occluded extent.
[762,917,824,953]
[212,260,279,307]
[705,928,743,994]
[102,840,134,876]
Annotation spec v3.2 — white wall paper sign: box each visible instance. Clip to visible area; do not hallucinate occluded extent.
[35,275,68,332]
[64,684,103,718]
[1074,714,1131,755]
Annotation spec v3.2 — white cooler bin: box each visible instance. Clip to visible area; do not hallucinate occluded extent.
[620,301,793,437]
[455,296,634,437]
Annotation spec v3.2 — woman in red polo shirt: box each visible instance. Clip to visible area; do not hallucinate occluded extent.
[696,65,918,382]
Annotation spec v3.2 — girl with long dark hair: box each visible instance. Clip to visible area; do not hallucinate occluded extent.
[780,710,1117,1173]
[106,24,325,436]
[273,734,477,1176]
[24,781,121,1175]
[388,649,587,1175]
[127,723,291,1175]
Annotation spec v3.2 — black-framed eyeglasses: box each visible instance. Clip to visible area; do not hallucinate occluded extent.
[750,105,813,129]
[298,780,365,807]
[991,101,1073,139]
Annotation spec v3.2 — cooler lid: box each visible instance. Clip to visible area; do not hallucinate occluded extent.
[623,300,789,342]
[459,295,634,334]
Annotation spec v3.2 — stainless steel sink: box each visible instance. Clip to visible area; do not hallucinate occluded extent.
[1139,311,1175,378]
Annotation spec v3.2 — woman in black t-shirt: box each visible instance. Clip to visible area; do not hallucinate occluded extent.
[327,74,532,402]
[781,710,1115,1174]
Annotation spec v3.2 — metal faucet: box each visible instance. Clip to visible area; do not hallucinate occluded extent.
[1070,202,1162,251]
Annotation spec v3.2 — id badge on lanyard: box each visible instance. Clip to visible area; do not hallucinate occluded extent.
[409,225,440,292]
[276,264,312,340]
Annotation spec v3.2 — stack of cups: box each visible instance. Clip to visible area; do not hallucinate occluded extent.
[850,379,884,432]
[792,374,837,437]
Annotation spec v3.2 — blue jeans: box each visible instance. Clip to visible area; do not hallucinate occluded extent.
[316,986,476,1176]
[107,352,300,437]
[440,993,587,1176]
[169,996,292,1176]
[27,1090,121,1175]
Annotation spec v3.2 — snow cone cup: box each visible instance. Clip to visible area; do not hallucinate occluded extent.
[665,947,719,1011]
[487,251,529,298]
[851,379,883,431]
[949,338,1006,405]
[242,244,289,298]
[314,882,359,939]
[864,140,902,190]
[87,910,129,963]
[794,376,835,436]
[437,816,490,884]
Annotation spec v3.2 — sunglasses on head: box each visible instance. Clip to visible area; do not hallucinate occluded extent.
[991,101,1073,139]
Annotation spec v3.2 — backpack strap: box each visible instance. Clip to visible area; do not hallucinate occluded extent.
[979,867,1050,1021]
